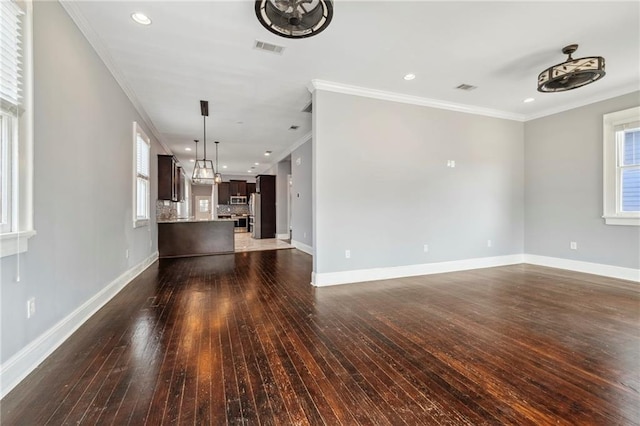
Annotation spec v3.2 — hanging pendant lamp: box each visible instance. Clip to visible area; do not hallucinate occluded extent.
[192,100,215,184]
[214,141,222,184]
[537,44,606,93]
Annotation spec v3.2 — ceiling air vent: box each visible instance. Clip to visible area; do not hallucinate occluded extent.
[289,125,299,130]
[456,83,477,91]
[254,40,285,55]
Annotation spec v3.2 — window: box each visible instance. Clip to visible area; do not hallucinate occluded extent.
[134,122,150,227]
[603,106,640,226]
[0,0,35,258]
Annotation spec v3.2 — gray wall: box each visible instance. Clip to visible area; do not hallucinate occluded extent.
[313,90,524,274]
[291,140,313,248]
[276,160,291,236]
[524,92,640,268]
[0,1,161,363]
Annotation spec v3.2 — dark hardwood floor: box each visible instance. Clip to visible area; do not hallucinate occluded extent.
[1,250,638,425]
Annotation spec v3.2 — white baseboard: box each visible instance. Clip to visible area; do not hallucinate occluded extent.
[312,254,524,287]
[0,251,159,399]
[276,233,290,240]
[291,240,313,256]
[524,254,640,282]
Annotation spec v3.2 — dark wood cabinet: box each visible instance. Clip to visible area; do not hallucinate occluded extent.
[229,180,247,196]
[176,166,185,202]
[158,155,181,201]
[247,183,256,197]
[218,182,230,205]
[254,175,276,239]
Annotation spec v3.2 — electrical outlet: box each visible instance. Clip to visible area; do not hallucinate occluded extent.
[27,297,35,319]
[423,244,429,253]
[487,239,492,248]
[570,242,577,250]
[345,249,351,259]
[149,240,153,247]
[447,160,456,168]
[303,232,306,238]
[125,249,129,259]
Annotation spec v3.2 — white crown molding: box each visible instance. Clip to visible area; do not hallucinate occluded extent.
[0,251,159,399]
[523,84,640,121]
[308,79,527,122]
[258,131,312,174]
[308,80,640,123]
[59,1,173,156]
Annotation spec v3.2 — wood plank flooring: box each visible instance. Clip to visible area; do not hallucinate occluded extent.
[1,250,638,425]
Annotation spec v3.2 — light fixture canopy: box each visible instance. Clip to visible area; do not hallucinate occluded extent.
[192,100,215,185]
[254,0,333,39]
[537,44,605,93]
[214,141,222,184]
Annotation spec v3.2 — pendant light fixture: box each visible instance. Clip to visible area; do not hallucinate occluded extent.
[537,44,606,93]
[192,100,215,184]
[214,141,222,184]
[255,0,333,39]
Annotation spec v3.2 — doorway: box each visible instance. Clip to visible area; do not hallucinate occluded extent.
[195,196,211,220]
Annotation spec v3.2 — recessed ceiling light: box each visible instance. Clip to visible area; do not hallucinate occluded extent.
[131,12,151,25]
[254,162,259,166]
[247,170,252,173]
[523,97,535,103]
[185,147,192,151]
[403,73,416,81]
[189,159,195,163]
[264,151,272,156]
[222,165,227,169]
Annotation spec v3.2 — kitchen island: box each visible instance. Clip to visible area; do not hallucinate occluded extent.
[157,219,235,258]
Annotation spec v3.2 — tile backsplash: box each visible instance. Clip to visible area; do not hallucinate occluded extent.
[217,204,250,215]
[156,200,178,221]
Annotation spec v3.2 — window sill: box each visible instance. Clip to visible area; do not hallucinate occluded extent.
[134,219,149,228]
[603,216,640,226]
[0,230,37,258]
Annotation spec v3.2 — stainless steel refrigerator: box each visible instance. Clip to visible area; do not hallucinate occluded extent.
[250,193,260,238]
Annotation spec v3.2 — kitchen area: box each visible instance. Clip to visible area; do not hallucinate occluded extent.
[156,153,283,258]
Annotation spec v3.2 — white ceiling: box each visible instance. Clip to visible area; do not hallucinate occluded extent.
[63,1,640,178]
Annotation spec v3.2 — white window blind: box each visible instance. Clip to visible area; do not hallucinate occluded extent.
[0,1,25,109]
[618,126,640,212]
[134,123,150,224]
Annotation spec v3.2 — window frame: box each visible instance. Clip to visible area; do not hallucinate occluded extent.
[133,122,151,228]
[0,0,36,259]
[603,106,640,226]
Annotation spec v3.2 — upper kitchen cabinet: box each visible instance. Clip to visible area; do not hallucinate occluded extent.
[229,180,247,196]
[158,155,182,201]
[218,182,230,205]
[176,166,185,202]
[247,183,256,197]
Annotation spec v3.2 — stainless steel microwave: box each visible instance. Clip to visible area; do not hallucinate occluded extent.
[230,196,247,204]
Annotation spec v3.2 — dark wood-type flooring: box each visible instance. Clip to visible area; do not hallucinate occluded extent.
[1,250,639,425]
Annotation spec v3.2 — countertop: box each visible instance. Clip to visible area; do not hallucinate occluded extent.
[157,218,235,224]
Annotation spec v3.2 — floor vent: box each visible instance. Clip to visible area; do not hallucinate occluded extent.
[254,40,285,54]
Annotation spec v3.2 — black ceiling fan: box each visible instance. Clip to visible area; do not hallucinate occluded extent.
[255,0,333,39]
